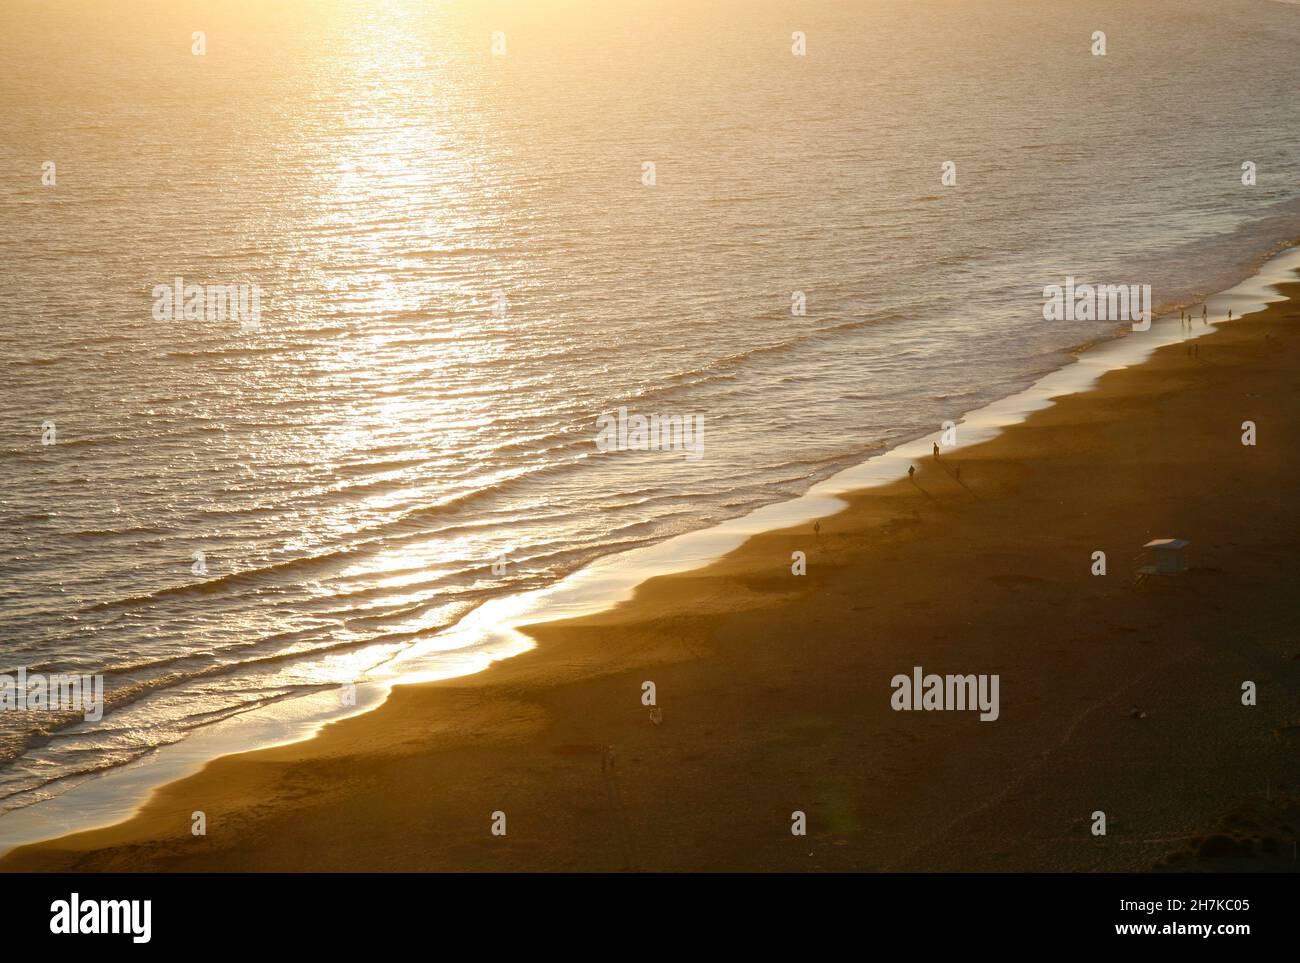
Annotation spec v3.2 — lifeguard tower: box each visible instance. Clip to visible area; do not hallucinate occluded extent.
[1135,538,1189,587]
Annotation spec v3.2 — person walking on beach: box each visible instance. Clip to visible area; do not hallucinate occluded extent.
[908,465,915,480]
[932,442,939,458]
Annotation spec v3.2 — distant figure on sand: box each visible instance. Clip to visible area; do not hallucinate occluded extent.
[932,442,939,457]
[908,465,915,480]
[1202,305,1208,324]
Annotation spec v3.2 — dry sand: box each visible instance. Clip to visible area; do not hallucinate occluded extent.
[6,283,1300,872]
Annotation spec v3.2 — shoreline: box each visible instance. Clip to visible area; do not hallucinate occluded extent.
[3,250,1300,868]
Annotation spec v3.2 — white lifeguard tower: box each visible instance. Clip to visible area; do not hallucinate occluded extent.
[1135,538,1189,586]
[1144,538,1189,573]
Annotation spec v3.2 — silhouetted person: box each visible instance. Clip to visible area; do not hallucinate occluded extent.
[908,465,916,480]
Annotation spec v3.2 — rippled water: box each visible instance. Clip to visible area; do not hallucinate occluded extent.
[1,0,1298,812]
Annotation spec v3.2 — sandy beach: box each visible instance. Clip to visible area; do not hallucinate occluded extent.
[5,281,1300,873]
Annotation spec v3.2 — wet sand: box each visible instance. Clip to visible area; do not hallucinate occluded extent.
[5,283,1300,872]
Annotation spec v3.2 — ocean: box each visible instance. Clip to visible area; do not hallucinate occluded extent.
[1,0,1298,822]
